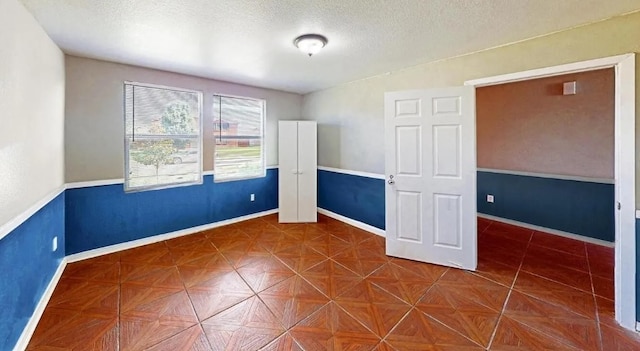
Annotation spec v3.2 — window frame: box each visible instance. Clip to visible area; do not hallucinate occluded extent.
[123,81,204,192]
[212,93,267,183]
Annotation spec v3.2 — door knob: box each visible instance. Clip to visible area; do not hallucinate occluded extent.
[387,175,395,185]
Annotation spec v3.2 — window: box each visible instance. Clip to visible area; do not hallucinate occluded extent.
[213,95,265,182]
[124,82,203,191]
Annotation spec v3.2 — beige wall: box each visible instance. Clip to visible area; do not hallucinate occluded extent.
[0,0,65,227]
[65,56,303,182]
[477,68,614,179]
[302,11,640,202]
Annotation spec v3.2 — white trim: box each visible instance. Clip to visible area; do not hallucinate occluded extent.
[464,54,633,87]
[317,208,385,237]
[66,209,278,263]
[635,210,640,219]
[477,168,614,184]
[203,165,277,177]
[0,185,65,241]
[317,166,385,180]
[478,213,614,247]
[13,258,68,351]
[466,53,636,330]
[614,53,636,329]
[65,178,124,189]
[65,167,280,188]
[636,321,640,332]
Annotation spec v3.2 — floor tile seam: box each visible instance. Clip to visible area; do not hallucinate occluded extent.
[282,299,333,332]
[584,247,606,351]
[129,321,201,351]
[494,315,586,351]
[378,305,418,345]
[196,291,257,325]
[328,257,366,278]
[521,254,591,274]
[466,270,514,290]
[590,269,615,282]
[330,299,388,339]
[234,262,291,295]
[480,221,494,235]
[365,279,416,307]
[291,270,337,301]
[518,266,592,294]
[405,267,450,308]
[173,260,209,327]
[419,308,488,348]
[195,322,218,350]
[527,241,588,258]
[254,329,291,351]
[425,281,509,314]
[508,285,598,319]
[461,263,516,288]
[486,231,530,349]
[252,293,293,332]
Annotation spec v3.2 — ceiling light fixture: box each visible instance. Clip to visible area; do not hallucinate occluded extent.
[294,34,328,56]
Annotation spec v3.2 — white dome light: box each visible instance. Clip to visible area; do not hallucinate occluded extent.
[294,34,328,56]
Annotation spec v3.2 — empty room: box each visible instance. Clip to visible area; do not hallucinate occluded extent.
[2,0,640,350]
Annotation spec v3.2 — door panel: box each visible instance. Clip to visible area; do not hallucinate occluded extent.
[385,87,476,270]
[397,191,422,242]
[278,121,299,223]
[396,126,422,176]
[297,121,318,222]
[433,125,461,178]
[433,193,462,248]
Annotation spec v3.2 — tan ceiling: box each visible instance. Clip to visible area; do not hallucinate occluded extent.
[19,0,640,94]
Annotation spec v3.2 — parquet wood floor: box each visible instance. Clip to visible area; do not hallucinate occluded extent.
[27,214,639,350]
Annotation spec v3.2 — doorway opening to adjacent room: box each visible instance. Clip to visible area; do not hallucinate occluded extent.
[465,53,636,331]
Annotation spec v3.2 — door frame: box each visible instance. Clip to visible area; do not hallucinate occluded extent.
[464,53,636,331]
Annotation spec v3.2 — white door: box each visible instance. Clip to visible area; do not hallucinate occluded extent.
[297,121,318,222]
[278,121,299,222]
[384,87,477,270]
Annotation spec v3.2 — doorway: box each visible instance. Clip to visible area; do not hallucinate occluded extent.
[465,53,636,330]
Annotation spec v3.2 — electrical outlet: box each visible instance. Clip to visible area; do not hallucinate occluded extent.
[52,236,58,252]
[250,194,255,202]
[487,194,494,203]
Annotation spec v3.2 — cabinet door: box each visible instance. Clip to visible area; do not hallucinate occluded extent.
[278,121,299,222]
[297,121,318,222]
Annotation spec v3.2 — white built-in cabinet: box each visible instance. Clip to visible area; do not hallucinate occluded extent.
[278,121,317,223]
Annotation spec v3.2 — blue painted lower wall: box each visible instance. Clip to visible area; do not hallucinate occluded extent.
[317,169,614,243]
[318,170,385,229]
[65,171,278,254]
[637,219,640,322]
[0,192,65,350]
[477,171,615,242]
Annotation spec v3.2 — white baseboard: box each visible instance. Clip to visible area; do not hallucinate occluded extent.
[66,209,278,263]
[478,213,615,247]
[13,257,68,351]
[317,208,385,237]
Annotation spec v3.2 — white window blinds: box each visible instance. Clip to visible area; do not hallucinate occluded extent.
[124,82,203,191]
[212,95,266,182]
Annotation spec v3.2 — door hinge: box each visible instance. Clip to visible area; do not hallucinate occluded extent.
[617,202,621,210]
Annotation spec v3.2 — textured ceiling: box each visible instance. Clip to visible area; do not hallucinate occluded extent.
[19,0,640,94]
